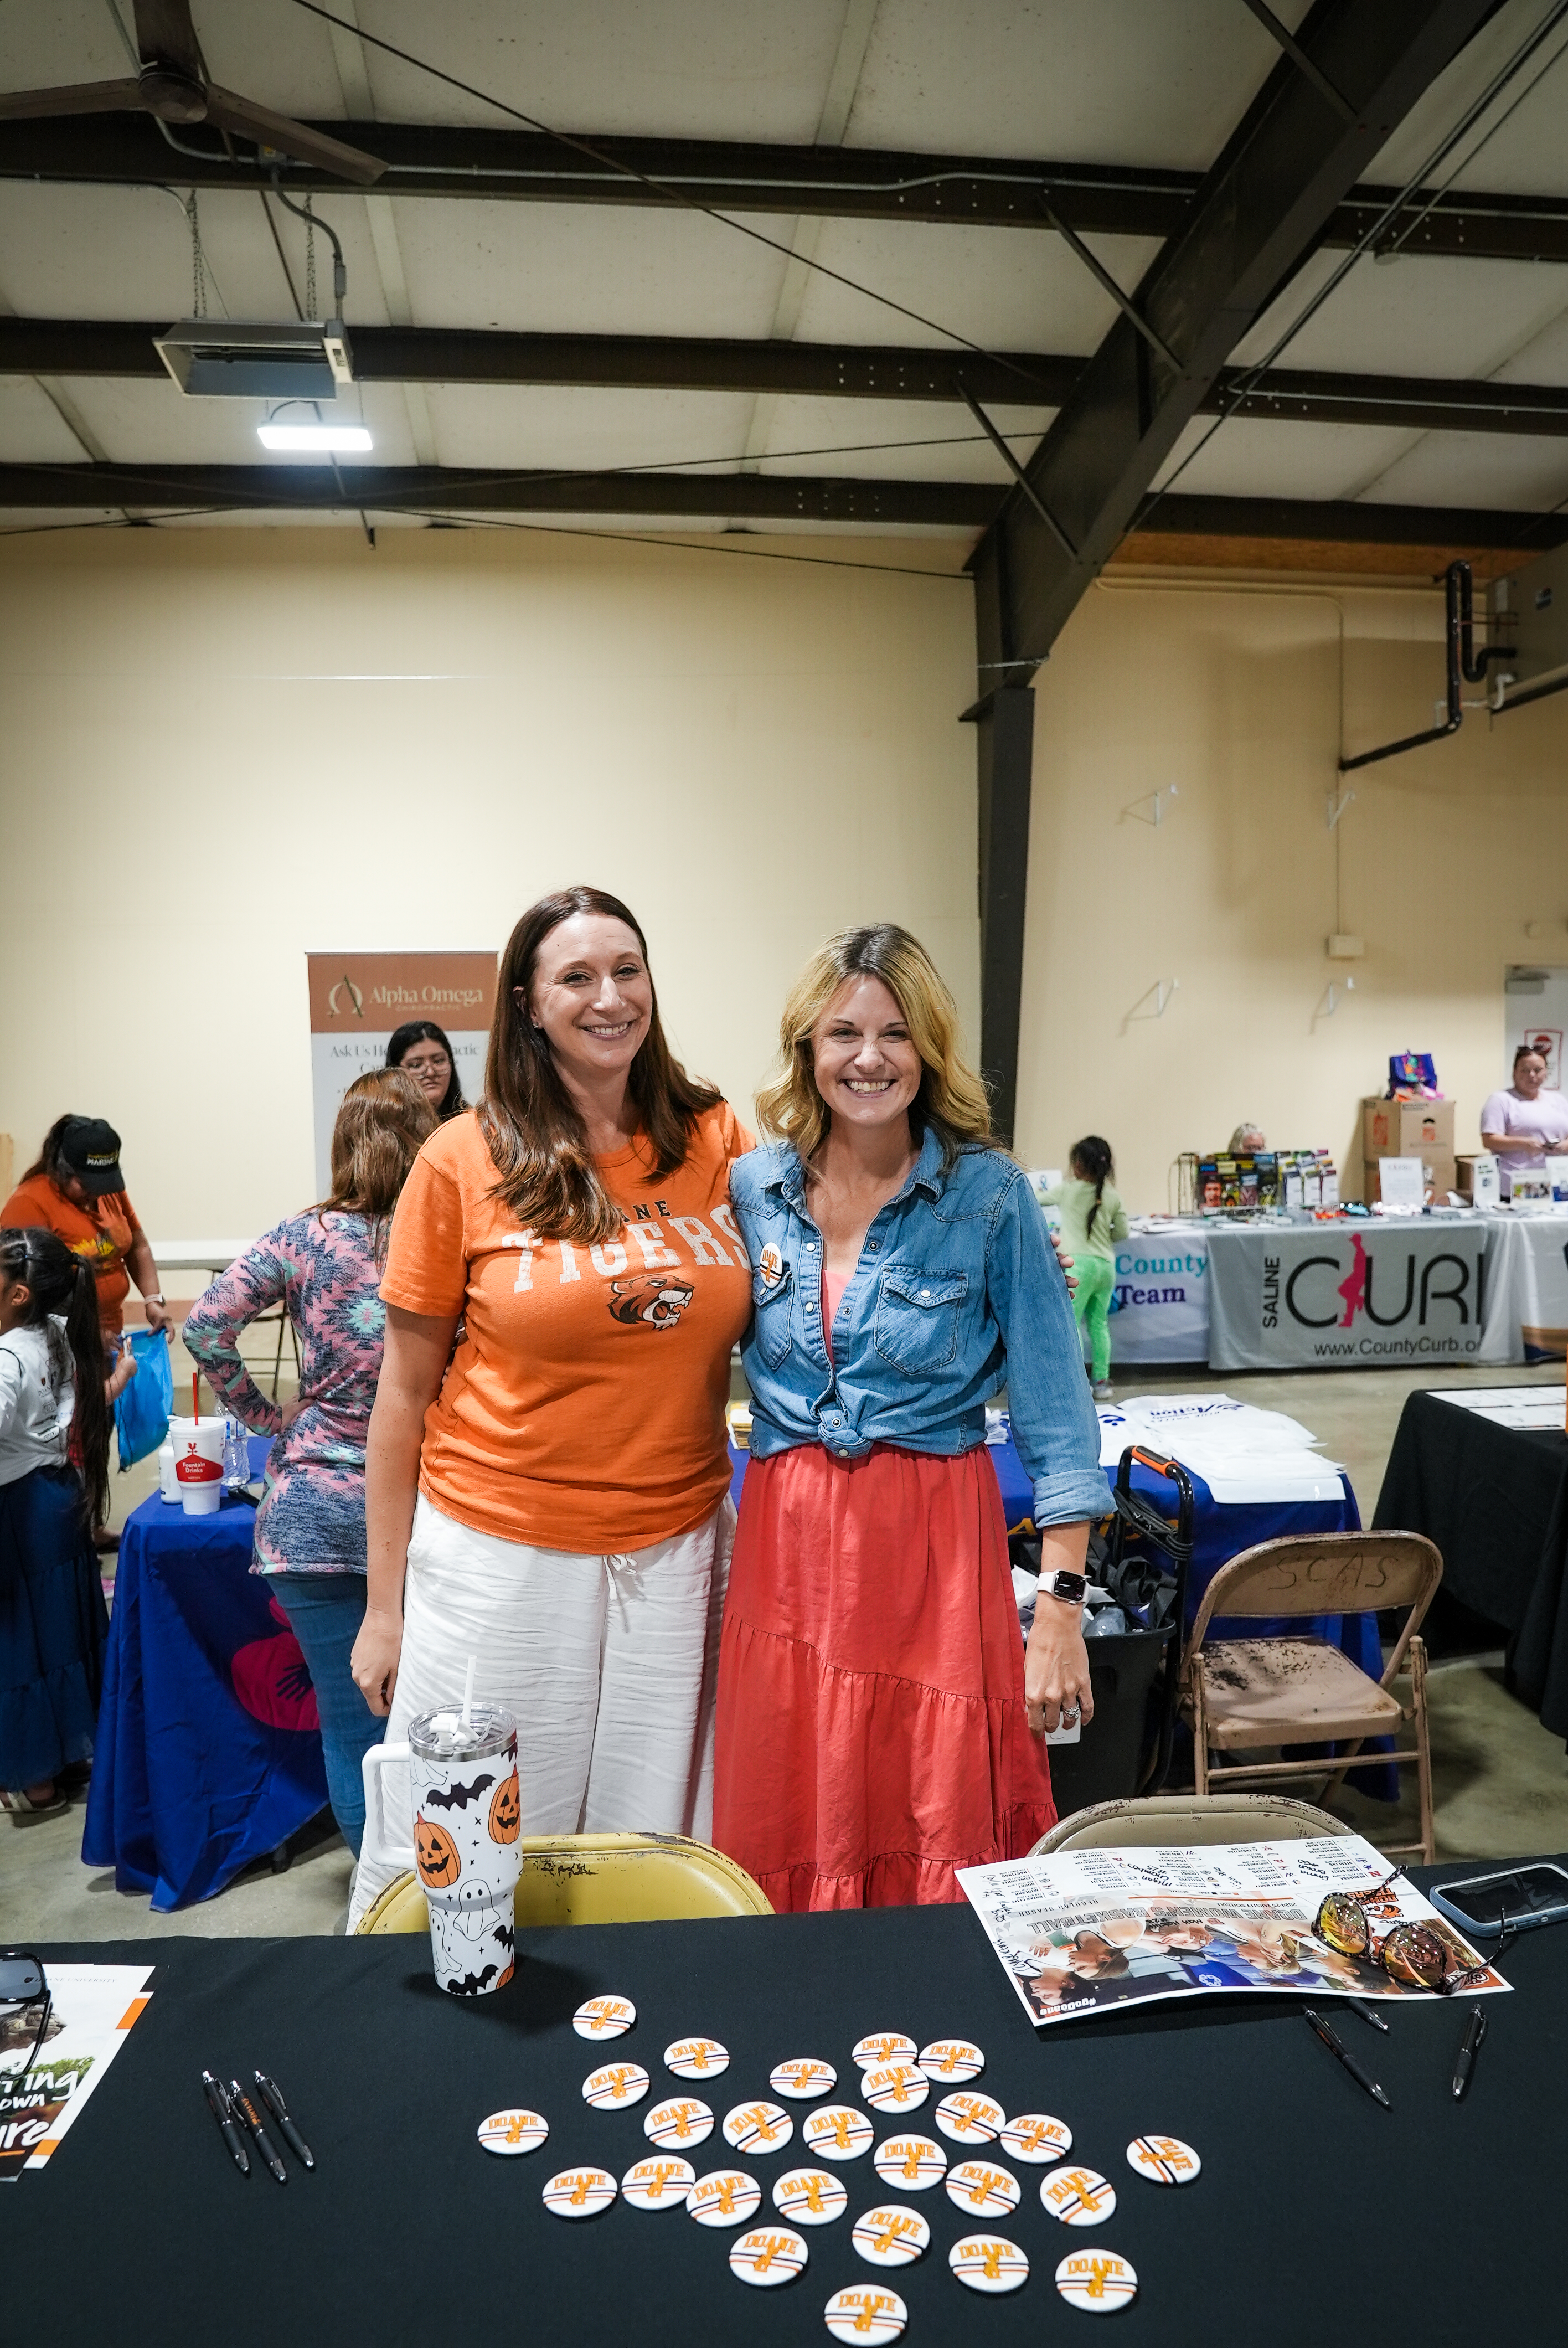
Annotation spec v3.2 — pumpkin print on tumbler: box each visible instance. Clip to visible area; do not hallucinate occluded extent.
[359,1700,523,1997]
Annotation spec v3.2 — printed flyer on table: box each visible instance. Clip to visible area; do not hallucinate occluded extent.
[0,1964,153,2181]
[957,1837,1509,2027]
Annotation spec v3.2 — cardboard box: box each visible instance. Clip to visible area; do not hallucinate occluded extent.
[1456,1153,1502,1206]
[1364,1154,1457,1204]
[1364,1097,1454,1159]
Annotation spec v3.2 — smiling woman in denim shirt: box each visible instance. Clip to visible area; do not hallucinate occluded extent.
[714,924,1106,1909]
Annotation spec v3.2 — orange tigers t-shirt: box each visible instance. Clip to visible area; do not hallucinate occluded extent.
[381,1104,754,1553]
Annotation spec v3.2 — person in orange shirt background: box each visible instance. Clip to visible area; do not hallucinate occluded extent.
[2,1115,174,1376]
[347,885,752,1929]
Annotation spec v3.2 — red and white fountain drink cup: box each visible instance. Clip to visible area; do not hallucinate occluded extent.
[167,1415,226,1516]
[361,1702,522,1995]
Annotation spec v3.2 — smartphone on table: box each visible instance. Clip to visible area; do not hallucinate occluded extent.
[1429,1861,1568,1937]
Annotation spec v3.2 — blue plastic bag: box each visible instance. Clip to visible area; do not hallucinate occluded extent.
[114,1328,174,1470]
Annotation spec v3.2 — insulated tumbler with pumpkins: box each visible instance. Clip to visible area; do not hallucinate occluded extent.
[360,1703,522,1995]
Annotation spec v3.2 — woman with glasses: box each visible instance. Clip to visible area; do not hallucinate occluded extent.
[386,1020,467,1123]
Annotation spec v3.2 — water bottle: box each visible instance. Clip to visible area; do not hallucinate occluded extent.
[223,1415,250,1488]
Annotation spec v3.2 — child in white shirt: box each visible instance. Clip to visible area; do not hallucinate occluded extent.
[0,1226,113,1819]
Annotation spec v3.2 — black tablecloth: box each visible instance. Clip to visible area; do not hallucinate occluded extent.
[15,1875,1568,2345]
[1373,1391,1568,1737]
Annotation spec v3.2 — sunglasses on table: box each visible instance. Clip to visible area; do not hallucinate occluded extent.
[0,1950,53,2075]
[1314,1874,1506,1994]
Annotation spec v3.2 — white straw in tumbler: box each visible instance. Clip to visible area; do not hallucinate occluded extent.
[461,1652,476,1727]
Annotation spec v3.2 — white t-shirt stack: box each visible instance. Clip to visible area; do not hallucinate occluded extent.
[0,1318,75,1487]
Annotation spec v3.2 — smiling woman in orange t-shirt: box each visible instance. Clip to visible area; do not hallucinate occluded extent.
[347,885,752,1929]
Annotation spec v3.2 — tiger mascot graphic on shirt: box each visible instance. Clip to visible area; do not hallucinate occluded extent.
[607,1272,697,1330]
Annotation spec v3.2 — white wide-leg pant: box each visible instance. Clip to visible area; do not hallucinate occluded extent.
[347,1491,733,1932]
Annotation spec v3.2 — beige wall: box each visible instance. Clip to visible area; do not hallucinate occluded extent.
[1016,572,1568,1207]
[0,526,977,1242]
[5,529,1566,1246]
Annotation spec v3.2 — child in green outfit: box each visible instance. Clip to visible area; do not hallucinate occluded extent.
[1041,1137,1128,1401]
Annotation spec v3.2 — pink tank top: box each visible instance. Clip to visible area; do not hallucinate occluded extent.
[822,1268,850,1361]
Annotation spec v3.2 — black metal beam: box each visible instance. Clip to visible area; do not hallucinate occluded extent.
[1128,494,1568,553]
[6,318,1568,442]
[965,0,1498,1158]
[2,114,1567,263]
[969,0,1504,688]
[0,460,999,524]
[0,318,1077,408]
[1211,365,1568,439]
[972,689,1035,1147]
[1,466,1565,562]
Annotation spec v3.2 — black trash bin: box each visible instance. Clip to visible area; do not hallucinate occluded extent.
[1019,1446,1195,1821]
[1044,1621,1174,1814]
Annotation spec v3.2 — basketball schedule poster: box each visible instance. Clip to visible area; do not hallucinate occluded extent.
[957,1837,1509,2029]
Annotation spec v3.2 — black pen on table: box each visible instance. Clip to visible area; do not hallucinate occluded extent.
[1347,1995,1389,2034]
[1452,2004,1487,2100]
[255,2072,315,2171]
[1304,2007,1390,2109]
[202,2071,250,2176]
[228,2076,288,2182]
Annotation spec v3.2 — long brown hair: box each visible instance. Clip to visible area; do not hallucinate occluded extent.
[313,1069,436,1261]
[481,885,721,1244]
[756,923,993,1166]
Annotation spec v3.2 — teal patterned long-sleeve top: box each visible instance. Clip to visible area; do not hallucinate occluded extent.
[182,1210,388,1574]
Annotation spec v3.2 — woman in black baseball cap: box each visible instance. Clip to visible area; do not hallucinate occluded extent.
[1,1116,173,1358]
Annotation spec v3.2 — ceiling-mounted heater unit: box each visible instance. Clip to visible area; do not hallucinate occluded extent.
[153,319,354,399]
[1490,545,1568,716]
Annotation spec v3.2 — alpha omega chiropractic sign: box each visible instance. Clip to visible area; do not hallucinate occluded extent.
[1206,1221,1497,1371]
[307,951,497,1193]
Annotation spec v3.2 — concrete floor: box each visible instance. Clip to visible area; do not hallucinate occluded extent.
[6,1356,1566,1940]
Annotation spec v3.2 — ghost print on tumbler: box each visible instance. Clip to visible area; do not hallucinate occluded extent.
[362,1701,522,1995]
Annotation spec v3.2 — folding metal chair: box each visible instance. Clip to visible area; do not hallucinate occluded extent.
[1178,1530,1443,1863]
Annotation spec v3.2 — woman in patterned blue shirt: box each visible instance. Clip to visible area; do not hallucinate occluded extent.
[183,1070,435,1854]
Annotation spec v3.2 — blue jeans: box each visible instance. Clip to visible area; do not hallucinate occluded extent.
[270,1573,383,1856]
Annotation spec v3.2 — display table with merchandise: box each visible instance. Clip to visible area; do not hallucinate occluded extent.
[82,1440,329,1909]
[1100,1212,1568,1372]
[17,1863,1566,2344]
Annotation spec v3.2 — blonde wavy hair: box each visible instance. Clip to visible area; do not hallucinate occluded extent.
[756,924,994,1164]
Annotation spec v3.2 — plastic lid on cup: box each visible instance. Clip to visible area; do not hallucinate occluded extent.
[408,1702,517,1761]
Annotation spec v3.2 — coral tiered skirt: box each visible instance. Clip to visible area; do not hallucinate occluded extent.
[713,1443,1056,1910]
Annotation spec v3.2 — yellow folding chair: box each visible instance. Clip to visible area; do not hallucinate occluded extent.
[1032,1791,1353,1853]
[355,1831,772,1934]
[1177,1531,1443,1863]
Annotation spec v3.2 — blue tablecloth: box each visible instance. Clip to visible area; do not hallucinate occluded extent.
[82,1443,329,1910]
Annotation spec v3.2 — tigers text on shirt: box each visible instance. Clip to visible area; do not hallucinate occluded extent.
[382,1105,752,1553]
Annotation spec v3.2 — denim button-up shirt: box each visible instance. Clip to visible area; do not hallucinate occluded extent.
[729,1129,1106,1528]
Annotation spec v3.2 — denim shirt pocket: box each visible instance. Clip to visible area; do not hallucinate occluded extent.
[873,1267,968,1376]
[751,1262,796,1368]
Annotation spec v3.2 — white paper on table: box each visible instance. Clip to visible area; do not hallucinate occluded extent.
[957,1837,1509,2030]
[1095,1393,1344,1500]
[1432,1386,1566,1430]
[0,1964,154,2180]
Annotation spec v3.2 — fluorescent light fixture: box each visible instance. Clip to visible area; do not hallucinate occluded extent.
[257,423,373,451]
